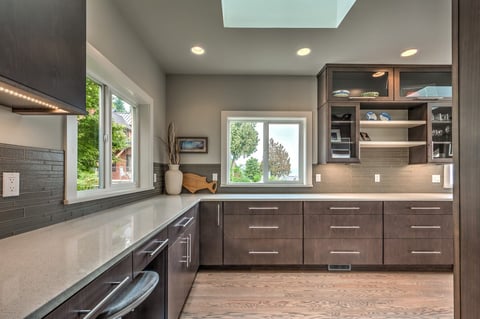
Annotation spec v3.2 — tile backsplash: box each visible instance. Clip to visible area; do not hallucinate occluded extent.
[0,143,164,239]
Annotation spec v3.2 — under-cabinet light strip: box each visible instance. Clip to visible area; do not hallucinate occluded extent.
[0,84,66,112]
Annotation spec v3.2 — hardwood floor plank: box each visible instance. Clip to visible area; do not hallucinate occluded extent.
[180,270,453,319]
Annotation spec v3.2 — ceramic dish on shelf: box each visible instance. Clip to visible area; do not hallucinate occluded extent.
[332,89,350,97]
[365,111,377,120]
[360,91,380,97]
[379,112,392,121]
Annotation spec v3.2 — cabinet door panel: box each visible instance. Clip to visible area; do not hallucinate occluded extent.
[168,237,189,319]
[304,214,382,239]
[384,214,453,239]
[200,202,223,265]
[224,201,302,215]
[224,214,302,239]
[304,201,382,215]
[304,239,382,265]
[224,238,303,265]
[384,239,453,265]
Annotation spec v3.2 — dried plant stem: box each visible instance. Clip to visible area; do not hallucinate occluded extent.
[167,122,180,164]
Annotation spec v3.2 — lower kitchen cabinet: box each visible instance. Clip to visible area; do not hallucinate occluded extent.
[199,201,223,265]
[168,205,199,319]
[224,239,303,265]
[304,201,383,265]
[383,201,453,265]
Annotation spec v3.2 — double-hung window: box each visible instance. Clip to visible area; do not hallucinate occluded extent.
[65,44,153,203]
[221,111,312,187]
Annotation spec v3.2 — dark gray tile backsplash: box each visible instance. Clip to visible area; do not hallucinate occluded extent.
[0,143,164,239]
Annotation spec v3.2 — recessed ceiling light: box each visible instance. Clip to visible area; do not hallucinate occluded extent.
[297,48,311,56]
[401,48,418,57]
[191,46,205,55]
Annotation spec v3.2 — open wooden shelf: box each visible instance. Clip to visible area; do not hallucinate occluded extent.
[360,141,426,148]
[360,120,426,128]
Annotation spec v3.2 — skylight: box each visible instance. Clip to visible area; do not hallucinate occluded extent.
[221,0,356,28]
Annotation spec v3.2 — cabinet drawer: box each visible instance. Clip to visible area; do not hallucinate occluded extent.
[223,201,302,215]
[224,215,302,239]
[304,239,382,265]
[224,238,302,265]
[304,214,382,239]
[133,228,168,275]
[304,201,382,215]
[384,215,453,239]
[384,239,453,265]
[384,201,452,215]
[168,206,198,240]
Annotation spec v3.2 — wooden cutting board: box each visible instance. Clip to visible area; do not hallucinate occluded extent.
[182,173,217,194]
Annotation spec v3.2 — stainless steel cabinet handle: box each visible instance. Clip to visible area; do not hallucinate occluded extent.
[248,207,279,211]
[411,251,442,254]
[141,239,169,257]
[79,276,131,319]
[330,226,360,229]
[329,251,361,254]
[329,207,360,210]
[217,203,221,226]
[175,216,194,228]
[410,207,441,210]
[188,233,192,265]
[248,226,279,229]
[248,251,279,254]
[410,225,441,229]
[180,238,189,264]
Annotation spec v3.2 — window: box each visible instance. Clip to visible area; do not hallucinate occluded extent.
[65,43,154,204]
[221,111,313,187]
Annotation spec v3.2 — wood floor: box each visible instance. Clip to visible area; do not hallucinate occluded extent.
[180,270,453,319]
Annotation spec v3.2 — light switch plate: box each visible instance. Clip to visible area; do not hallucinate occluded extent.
[3,172,20,197]
[315,174,321,182]
[212,173,218,181]
[432,174,441,183]
[374,174,381,183]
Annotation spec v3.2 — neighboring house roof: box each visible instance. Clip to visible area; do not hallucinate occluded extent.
[112,111,132,128]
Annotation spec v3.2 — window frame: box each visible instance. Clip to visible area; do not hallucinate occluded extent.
[221,111,313,187]
[64,43,154,204]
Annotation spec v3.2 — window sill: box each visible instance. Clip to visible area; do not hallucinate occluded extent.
[64,186,155,205]
[220,183,313,188]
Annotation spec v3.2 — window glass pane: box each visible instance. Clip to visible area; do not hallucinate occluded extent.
[77,78,102,191]
[268,123,299,181]
[111,94,135,185]
[228,120,263,183]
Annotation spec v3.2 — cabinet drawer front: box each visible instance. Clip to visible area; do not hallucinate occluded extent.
[304,239,382,265]
[224,239,302,265]
[304,201,382,215]
[133,228,168,274]
[224,215,302,239]
[384,239,453,265]
[224,201,302,215]
[384,215,453,239]
[304,215,382,239]
[384,201,452,215]
[168,206,198,240]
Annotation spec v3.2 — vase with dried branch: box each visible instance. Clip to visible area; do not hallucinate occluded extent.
[165,122,183,194]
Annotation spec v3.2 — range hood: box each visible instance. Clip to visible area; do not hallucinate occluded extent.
[0,75,85,115]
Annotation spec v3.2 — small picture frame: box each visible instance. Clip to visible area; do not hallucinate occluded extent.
[331,129,342,142]
[177,137,208,153]
[360,132,371,141]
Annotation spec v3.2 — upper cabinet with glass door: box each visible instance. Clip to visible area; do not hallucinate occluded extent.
[394,66,452,101]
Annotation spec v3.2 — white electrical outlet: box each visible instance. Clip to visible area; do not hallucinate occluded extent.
[153,173,157,183]
[3,172,20,197]
[315,174,322,182]
[432,174,441,183]
[212,173,218,181]
[374,174,381,183]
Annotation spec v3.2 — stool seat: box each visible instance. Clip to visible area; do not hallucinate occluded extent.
[96,271,159,319]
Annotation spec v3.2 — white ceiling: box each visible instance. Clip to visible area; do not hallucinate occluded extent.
[113,0,451,76]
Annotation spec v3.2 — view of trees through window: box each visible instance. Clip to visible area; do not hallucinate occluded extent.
[77,78,135,191]
[228,120,300,184]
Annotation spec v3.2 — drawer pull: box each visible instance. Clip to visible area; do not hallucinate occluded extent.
[410,206,441,210]
[175,216,194,228]
[248,226,280,229]
[330,226,360,229]
[78,276,131,319]
[248,207,279,211]
[217,203,221,226]
[330,251,361,254]
[411,251,442,254]
[248,251,279,255]
[329,207,360,210]
[141,239,169,257]
[410,225,441,229]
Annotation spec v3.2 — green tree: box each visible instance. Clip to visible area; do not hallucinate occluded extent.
[245,158,262,182]
[268,138,291,179]
[112,95,127,112]
[229,122,259,180]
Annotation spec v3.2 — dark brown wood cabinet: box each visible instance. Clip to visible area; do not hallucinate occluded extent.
[383,201,453,265]
[0,0,86,114]
[223,201,303,265]
[168,205,199,319]
[199,201,223,266]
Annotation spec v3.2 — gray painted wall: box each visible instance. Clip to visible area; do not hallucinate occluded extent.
[167,74,450,193]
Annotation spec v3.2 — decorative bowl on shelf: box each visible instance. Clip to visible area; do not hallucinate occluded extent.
[360,91,380,97]
[365,111,377,120]
[379,112,392,121]
[332,89,350,97]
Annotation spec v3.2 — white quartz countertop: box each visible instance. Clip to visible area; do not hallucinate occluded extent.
[0,193,452,318]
